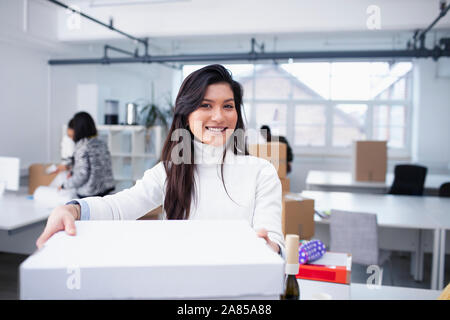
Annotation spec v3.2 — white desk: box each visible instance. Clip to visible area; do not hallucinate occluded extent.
[428,209,450,290]
[300,190,447,290]
[350,283,441,300]
[0,189,51,254]
[299,280,441,300]
[306,170,450,195]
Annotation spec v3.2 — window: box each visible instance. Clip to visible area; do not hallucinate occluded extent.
[333,104,368,147]
[254,103,287,136]
[295,104,326,147]
[373,104,407,148]
[181,61,412,155]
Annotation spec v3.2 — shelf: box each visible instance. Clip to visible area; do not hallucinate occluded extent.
[111,153,157,158]
[133,154,158,158]
[92,125,164,192]
[98,125,146,132]
[114,177,133,182]
[111,153,133,158]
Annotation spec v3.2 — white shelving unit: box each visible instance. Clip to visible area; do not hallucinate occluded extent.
[97,125,164,191]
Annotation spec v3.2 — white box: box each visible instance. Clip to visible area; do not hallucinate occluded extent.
[0,156,20,191]
[20,220,284,300]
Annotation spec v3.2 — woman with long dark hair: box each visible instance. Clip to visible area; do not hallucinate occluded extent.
[36,65,284,256]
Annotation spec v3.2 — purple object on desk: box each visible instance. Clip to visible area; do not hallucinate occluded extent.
[298,240,326,265]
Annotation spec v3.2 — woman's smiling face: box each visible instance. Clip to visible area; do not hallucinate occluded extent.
[187,82,238,146]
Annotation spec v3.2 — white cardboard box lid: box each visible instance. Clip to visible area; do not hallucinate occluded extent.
[20,220,284,299]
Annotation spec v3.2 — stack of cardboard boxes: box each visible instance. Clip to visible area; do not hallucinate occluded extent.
[249,142,314,240]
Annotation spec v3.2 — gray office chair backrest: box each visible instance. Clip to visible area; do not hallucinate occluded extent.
[329,209,379,266]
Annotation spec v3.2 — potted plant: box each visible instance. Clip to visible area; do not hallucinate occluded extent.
[141,102,172,129]
[140,92,174,155]
[140,84,174,129]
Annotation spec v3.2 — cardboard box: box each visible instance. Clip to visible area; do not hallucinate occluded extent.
[352,141,387,182]
[28,164,58,195]
[249,142,287,178]
[20,220,284,299]
[296,252,352,285]
[280,178,290,193]
[281,192,314,240]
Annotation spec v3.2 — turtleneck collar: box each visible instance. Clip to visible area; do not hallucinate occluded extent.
[193,138,234,165]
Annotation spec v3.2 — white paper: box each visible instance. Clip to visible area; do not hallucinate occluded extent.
[45,164,58,174]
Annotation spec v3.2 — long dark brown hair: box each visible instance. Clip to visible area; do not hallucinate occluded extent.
[160,64,248,220]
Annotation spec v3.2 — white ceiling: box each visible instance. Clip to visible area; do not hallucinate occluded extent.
[58,0,450,42]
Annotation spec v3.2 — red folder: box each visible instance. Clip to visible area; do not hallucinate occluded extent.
[296,252,352,284]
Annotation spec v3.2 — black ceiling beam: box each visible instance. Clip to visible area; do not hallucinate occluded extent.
[48,47,450,65]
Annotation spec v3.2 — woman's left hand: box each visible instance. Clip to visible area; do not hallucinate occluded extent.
[256,228,280,254]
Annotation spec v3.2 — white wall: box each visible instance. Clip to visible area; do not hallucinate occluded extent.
[0,0,174,171]
[0,42,51,169]
[412,58,450,173]
[0,0,58,170]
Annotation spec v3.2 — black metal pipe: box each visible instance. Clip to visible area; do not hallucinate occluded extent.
[418,4,450,40]
[411,3,450,49]
[47,0,147,47]
[48,47,449,65]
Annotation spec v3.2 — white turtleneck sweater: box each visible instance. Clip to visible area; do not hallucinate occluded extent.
[73,139,285,256]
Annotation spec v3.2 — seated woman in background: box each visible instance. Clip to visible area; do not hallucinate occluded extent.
[59,111,115,198]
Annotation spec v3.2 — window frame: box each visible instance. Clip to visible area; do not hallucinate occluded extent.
[182,61,413,159]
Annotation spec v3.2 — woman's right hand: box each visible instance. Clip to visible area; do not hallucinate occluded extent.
[36,204,80,249]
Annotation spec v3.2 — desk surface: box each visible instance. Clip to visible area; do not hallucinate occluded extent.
[0,190,51,231]
[301,190,449,230]
[350,283,442,300]
[298,279,441,300]
[306,170,450,190]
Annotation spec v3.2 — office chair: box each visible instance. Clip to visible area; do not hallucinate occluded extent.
[439,182,450,197]
[329,209,394,286]
[388,164,428,196]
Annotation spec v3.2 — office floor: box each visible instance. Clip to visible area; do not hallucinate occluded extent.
[0,252,28,300]
[1,251,448,299]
